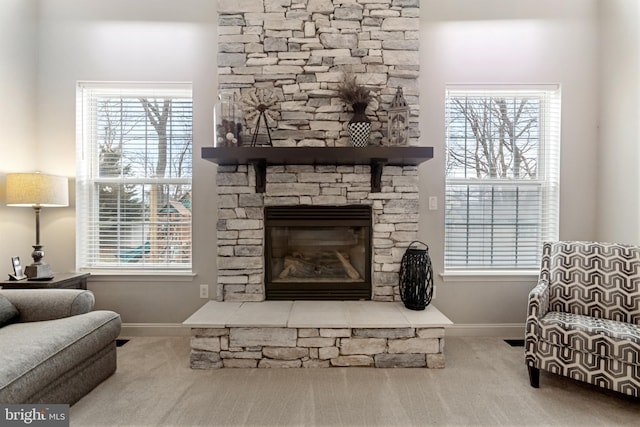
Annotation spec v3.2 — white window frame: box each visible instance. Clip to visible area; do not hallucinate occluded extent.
[444,85,561,274]
[76,82,193,274]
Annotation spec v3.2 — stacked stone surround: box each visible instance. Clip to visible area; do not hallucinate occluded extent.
[215,0,423,301]
[216,164,419,302]
[217,0,420,146]
[191,326,445,368]
[200,0,438,371]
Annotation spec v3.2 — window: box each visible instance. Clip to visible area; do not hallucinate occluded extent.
[445,86,560,271]
[76,83,193,272]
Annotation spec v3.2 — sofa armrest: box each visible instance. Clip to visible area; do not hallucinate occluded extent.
[525,280,550,366]
[527,280,550,320]
[0,289,95,322]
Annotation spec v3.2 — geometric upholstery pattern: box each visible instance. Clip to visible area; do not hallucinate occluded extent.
[543,241,640,323]
[535,341,640,397]
[526,241,640,397]
[539,312,640,364]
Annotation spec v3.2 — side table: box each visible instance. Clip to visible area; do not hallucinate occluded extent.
[0,272,90,290]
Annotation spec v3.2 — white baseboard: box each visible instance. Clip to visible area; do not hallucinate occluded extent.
[119,322,524,338]
[120,323,190,337]
[445,323,525,338]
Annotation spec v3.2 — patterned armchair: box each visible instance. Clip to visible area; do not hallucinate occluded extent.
[525,241,640,397]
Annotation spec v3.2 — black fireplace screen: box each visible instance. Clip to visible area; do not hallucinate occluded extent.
[265,205,372,300]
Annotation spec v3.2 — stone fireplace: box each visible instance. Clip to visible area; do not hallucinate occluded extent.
[184,0,451,370]
[216,163,419,302]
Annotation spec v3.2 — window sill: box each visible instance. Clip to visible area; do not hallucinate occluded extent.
[440,270,539,283]
[81,270,196,282]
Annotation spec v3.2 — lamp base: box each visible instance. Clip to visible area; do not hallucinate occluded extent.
[25,262,54,280]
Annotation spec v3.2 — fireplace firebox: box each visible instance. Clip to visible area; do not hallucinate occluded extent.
[265,205,372,300]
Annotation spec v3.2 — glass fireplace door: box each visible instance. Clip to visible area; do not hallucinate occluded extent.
[265,205,372,300]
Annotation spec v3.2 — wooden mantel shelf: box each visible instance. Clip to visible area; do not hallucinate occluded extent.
[201,146,434,193]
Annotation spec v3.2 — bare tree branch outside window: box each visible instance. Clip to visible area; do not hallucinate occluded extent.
[446,96,540,180]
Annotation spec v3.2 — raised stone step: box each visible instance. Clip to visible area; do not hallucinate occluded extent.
[183,301,452,369]
[183,301,451,329]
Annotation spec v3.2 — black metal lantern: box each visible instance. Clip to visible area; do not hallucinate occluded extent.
[399,241,434,310]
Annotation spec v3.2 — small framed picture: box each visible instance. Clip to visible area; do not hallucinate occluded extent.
[10,256,26,280]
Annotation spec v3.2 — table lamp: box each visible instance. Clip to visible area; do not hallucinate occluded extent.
[5,173,69,279]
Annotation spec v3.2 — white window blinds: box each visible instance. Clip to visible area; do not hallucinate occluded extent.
[76,83,193,272]
[444,86,561,270]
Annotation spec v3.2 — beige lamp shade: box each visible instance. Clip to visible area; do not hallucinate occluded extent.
[6,173,69,207]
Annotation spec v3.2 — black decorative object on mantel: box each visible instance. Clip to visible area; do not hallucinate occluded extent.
[250,104,273,147]
[399,241,434,311]
[240,88,278,147]
[348,102,372,147]
[336,72,374,148]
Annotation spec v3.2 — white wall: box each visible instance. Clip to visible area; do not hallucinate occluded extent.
[419,0,600,334]
[597,0,640,244]
[0,0,40,276]
[0,0,38,166]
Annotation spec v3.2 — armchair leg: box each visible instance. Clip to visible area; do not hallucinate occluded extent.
[528,366,540,388]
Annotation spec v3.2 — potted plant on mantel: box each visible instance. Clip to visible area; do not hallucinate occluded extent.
[336,73,373,148]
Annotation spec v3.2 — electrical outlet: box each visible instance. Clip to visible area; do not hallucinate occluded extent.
[428,196,438,210]
[199,284,209,299]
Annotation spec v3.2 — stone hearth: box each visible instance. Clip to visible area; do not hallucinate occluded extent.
[184,301,452,368]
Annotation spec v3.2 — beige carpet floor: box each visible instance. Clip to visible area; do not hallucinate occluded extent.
[70,336,640,426]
